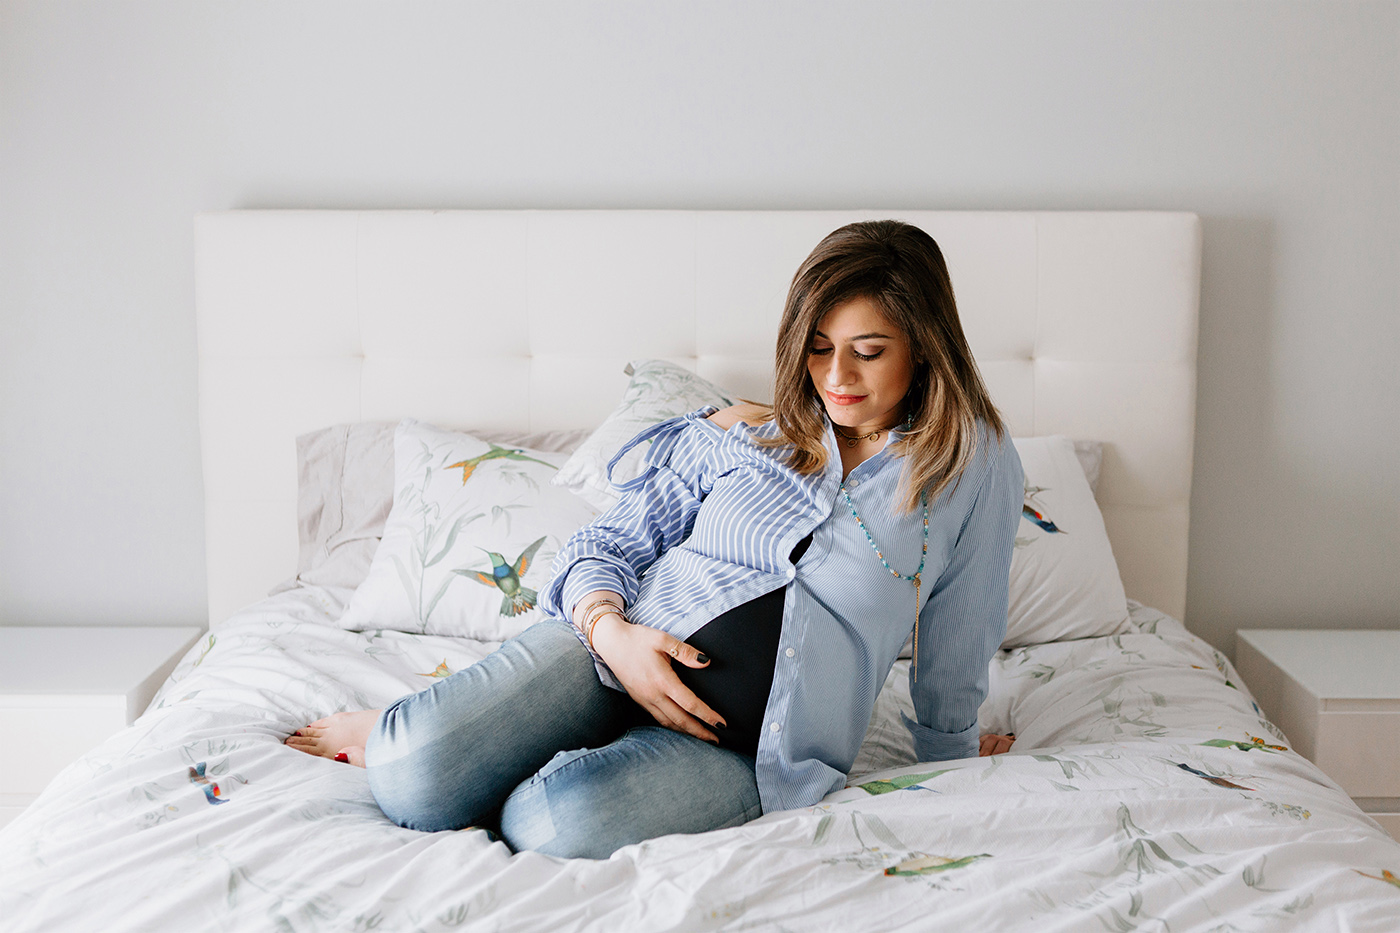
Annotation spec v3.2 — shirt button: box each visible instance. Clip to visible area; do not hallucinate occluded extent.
[770,722,781,734]
[848,478,860,488]
[785,647,795,658]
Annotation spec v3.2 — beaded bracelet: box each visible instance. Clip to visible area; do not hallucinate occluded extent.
[579,599,625,651]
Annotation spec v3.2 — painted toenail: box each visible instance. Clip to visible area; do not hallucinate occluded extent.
[334,752,349,763]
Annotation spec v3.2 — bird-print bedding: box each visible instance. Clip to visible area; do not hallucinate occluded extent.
[2,590,1397,932]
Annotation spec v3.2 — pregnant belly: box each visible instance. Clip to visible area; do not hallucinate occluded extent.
[672,535,811,757]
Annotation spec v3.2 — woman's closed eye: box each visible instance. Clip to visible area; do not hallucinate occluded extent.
[807,346,884,361]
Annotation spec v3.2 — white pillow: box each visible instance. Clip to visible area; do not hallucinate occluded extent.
[273,422,592,599]
[335,420,600,639]
[1004,435,1129,647]
[551,359,736,510]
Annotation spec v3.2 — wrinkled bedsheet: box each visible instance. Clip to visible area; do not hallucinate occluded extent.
[2,592,1398,932]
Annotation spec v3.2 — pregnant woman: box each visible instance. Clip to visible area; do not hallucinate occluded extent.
[286,219,1022,858]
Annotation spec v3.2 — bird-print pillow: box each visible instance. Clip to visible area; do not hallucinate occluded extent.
[1003,435,1130,647]
[335,420,600,639]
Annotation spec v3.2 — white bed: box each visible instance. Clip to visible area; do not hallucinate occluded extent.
[2,210,1397,932]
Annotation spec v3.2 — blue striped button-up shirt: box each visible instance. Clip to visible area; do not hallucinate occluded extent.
[541,406,1021,813]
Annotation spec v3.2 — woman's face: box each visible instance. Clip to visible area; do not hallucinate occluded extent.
[806,296,917,433]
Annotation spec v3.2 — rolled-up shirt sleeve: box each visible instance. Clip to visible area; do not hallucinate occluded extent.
[540,407,722,686]
[903,428,1022,763]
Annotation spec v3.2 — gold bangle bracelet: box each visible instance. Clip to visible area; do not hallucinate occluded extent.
[583,609,624,651]
[578,599,622,628]
[579,600,624,650]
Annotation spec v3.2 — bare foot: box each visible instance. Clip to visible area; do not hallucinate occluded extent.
[285,710,381,766]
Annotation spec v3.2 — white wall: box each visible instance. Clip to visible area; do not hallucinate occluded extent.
[1,1,1396,654]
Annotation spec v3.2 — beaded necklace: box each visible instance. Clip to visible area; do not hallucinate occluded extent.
[839,483,930,681]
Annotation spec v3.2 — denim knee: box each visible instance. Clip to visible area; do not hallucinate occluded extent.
[497,727,762,860]
[365,696,488,832]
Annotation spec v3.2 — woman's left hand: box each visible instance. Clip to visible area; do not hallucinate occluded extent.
[979,733,1014,756]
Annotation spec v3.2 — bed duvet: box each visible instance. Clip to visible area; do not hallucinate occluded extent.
[2,590,1398,932]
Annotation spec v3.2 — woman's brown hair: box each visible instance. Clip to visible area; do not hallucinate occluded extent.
[758,219,1006,512]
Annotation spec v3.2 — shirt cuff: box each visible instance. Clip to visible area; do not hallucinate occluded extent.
[558,559,630,618]
[901,712,980,763]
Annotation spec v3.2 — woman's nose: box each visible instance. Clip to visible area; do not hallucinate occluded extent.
[824,353,855,388]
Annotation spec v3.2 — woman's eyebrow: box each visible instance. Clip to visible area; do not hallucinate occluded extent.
[813,330,892,341]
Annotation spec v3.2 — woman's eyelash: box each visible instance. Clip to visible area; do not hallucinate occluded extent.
[807,347,883,361]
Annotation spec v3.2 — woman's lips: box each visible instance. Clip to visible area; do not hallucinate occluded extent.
[826,392,866,406]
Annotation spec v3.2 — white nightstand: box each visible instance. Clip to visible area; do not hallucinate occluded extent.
[0,626,203,829]
[1235,629,1400,839]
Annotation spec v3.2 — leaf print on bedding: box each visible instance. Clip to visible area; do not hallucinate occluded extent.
[1094,805,1224,885]
[1032,754,1093,783]
[1199,736,1288,753]
[1241,855,1285,892]
[857,812,906,851]
[1094,890,1167,933]
[1211,649,1239,689]
[1106,635,1148,664]
[489,502,528,534]
[884,853,991,876]
[192,632,216,667]
[812,809,993,890]
[854,768,954,795]
[1009,659,1058,684]
[1072,677,1172,741]
[395,447,493,630]
[811,811,909,869]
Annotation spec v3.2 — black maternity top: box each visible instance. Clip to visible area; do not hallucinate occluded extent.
[672,534,812,757]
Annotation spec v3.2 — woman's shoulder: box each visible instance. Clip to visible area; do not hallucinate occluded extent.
[924,419,1019,505]
[965,419,1020,481]
[706,402,772,431]
[967,421,1023,516]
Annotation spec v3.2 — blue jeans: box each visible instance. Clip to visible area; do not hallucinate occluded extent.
[363,619,762,859]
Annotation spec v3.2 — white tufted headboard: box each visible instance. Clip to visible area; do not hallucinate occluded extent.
[195,210,1201,628]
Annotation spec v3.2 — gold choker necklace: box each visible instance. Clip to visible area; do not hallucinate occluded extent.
[833,426,884,448]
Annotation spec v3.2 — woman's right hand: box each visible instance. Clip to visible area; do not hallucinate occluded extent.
[589,612,727,744]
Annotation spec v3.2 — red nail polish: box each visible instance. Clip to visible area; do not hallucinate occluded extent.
[334,752,349,763]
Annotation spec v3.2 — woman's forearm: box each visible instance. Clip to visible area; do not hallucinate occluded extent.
[571,590,628,651]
